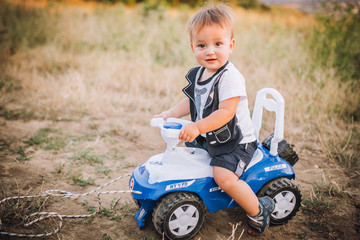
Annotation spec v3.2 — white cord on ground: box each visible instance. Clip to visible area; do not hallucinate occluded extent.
[0,174,141,238]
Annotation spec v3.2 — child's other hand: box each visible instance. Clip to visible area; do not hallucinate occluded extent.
[179,123,200,142]
[153,110,172,120]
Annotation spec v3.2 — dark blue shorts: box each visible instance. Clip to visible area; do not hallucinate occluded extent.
[210,141,257,176]
[186,139,257,177]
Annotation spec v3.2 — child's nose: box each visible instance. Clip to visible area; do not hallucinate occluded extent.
[206,46,215,55]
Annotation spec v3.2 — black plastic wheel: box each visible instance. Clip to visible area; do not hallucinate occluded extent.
[257,178,302,225]
[152,192,206,240]
[262,133,299,166]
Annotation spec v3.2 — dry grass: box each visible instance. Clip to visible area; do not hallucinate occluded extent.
[1,4,193,121]
[0,1,358,166]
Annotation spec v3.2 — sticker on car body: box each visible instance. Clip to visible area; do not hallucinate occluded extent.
[209,186,224,192]
[165,180,195,191]
[264,164,287,172]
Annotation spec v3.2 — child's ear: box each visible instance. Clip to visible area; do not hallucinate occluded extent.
[191,43,195,53]
[229,39,235,53]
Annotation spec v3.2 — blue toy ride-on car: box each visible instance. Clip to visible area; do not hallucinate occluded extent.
[129,88,301,240]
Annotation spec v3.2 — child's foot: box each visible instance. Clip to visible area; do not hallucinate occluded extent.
[247,196,275,236]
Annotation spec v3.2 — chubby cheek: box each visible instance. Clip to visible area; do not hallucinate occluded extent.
[194,50,205,62]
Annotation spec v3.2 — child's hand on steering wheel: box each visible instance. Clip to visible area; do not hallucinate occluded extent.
[153,110,173,121]
[179,123,200,142]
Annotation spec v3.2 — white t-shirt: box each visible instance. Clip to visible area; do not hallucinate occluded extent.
[194,62,256,144]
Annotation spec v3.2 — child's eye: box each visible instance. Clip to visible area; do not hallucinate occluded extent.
[216,42,222,46]
[198,44,205,48]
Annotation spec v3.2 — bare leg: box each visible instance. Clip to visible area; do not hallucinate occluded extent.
[213,166,260,216]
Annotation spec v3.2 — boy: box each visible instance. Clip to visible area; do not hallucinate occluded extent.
[154,3,274,236]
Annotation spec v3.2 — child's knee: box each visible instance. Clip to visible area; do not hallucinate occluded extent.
[213,174,235,190]
[213,167,236,186]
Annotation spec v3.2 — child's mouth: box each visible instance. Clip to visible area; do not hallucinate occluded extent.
[206,58,217,62]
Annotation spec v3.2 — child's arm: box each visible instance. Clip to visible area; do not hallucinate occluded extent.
[179,96,240,142]
[154,98,190,120]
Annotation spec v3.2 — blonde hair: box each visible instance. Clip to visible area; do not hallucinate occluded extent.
[186,2,234,41]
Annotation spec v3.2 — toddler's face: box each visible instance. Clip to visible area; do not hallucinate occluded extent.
[191,24,235,74]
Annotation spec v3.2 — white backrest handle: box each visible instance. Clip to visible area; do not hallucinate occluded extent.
[251,88,285,156]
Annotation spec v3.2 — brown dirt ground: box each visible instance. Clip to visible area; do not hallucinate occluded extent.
[0,116,359,240]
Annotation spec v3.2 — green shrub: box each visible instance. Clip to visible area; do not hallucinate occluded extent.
[308,1,360,120]
[0,1,56,55]
[236,0,270,10]
[310,0,360,84]
[84,0,200,7]
[84,0,271,9]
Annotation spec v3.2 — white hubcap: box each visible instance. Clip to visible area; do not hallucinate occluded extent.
[271,191,296,219]
[168,204,199,236]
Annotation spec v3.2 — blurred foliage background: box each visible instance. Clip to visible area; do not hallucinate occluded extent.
[83,0,269,8]
[1,0,358,118]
